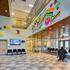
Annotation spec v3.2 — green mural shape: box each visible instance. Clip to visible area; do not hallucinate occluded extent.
[37,16,41,22]
[37,22,43,30]
[54,1,60,9]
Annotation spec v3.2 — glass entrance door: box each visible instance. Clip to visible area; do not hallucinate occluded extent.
[65,40,69,49]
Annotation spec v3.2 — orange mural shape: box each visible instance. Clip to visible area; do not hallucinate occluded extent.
[46,7,54,13]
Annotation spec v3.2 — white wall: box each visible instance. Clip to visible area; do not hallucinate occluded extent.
[53,0,70,24]
[0,16,27,49]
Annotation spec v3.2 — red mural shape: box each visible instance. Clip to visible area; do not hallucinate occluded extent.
[40,19,42,22]
[34,20,37,25]
[50,2,53,8]
[16,30,20,34]
[58,28,60,32]
[44,17,50,26]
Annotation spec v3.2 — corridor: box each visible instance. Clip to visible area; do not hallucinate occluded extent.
[0,53,70,70]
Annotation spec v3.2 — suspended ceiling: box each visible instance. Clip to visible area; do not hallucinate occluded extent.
[12,9,28,28]
[12,0,36,29]
[12,0,35,13]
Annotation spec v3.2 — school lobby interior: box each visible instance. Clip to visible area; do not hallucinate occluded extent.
[0,0,70,70]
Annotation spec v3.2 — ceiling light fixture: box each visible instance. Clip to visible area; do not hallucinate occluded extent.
[12,12,15,16]
[29,4,33,8]
[5,10,8,12]
[28,16,31,19]
[24,22,26,24]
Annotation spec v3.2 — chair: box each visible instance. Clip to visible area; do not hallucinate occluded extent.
[68,49,70,53]
[21,49,26,54]
[13,49,17,55]
[7,49,13,55]
[17,49,22,54]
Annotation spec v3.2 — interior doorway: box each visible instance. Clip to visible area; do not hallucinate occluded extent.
[0,40,8,55]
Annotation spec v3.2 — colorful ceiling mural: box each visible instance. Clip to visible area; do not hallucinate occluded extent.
[32,0,60,33]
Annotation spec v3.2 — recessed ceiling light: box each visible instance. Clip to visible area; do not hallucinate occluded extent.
[62,26,65,28]
[24,22,26,24]
[29,4,33,8]
[22,22,26,25]
[28,16,31,19]
[12,12,15,16]
[5,10,8,12]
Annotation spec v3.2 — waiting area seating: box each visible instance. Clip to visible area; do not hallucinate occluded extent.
[47,48,58,54]
[7,49,13,55]
[7,49,26,55]
[47,48,58,52]
[33,47,58,54]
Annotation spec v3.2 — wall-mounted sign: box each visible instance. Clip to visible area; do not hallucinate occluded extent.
[10,39,21,45]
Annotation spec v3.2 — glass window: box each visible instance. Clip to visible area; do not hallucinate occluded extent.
[59,25,69,37]
[65,41,69,49]
[60,41,63,47]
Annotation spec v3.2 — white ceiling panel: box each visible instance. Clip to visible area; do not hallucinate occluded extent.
[11,0,36,29]
[12,0,36,13]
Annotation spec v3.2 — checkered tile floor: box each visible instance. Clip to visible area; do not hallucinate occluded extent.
[0,53,70,70]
